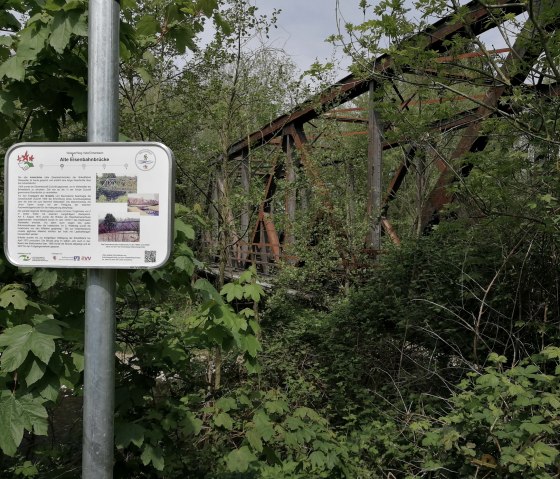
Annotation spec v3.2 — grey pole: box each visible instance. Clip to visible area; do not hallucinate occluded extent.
[83,0,119,477]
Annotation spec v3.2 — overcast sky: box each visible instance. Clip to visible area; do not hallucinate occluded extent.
[248,0,513,78]
[249,0,366,75]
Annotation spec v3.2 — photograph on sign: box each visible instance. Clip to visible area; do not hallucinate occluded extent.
[4,142,175,269]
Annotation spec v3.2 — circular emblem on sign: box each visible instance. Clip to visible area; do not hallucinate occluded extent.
[135,149,156,171]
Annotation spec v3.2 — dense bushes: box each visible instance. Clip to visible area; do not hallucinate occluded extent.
[255,207,560,477]
[1,196,559,477]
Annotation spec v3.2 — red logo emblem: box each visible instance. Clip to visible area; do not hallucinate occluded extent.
[17,151,35,170]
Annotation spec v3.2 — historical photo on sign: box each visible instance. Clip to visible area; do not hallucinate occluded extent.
[96,173,137,202]
[127,193,159,216]
[98,213,140,242]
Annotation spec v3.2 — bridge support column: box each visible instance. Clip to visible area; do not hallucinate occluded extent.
[283,130,297,250]
[240,153,250,266]
[208,175,220,262]
[367,81,383,253]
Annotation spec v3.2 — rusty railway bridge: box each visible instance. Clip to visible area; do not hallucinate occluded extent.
[199,0,559,277]
[101,177,137,193]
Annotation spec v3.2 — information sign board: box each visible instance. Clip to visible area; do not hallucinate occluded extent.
[4,142,175,269]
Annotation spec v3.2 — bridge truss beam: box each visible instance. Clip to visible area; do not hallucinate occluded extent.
[203,0,558,275]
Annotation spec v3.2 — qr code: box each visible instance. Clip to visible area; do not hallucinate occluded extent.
[144,250,156,263]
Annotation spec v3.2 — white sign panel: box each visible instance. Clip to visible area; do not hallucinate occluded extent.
[4,142,175,269]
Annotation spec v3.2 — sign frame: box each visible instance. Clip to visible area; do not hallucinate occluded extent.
[4,141,175,270]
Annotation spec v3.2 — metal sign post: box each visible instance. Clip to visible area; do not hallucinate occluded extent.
[83,0,119,477]
[2,2,174,477]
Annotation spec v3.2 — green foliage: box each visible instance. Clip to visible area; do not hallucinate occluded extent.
[0,0,89,141]
[198,388,361,478]
[0,392,48,457]
[0,320,60,371]
[2,1,560,477]
[102,213,117,232]
[419,349,560,478]
[107,222,270,476]
[0,0,223,143]
[0,268,84,460]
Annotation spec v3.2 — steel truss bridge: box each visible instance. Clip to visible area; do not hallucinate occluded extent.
[199,0,559,277]
[100,177,137,193]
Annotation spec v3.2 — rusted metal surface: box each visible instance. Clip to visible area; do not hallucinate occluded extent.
[283,123,357,262]
[366,81,383,249]
[239,155,250,263]
[285,123,333,208]
[420,3,556,231]
[226,0,524,160]
[263,214,281,261]
[203,0,556,274]
[202,239,296,273]
[384,147,416,206]
[247,163,279,250]
[380,218,401,246]
[322,114,368,124]
[435,48,511,64]
[283,132,297,248]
